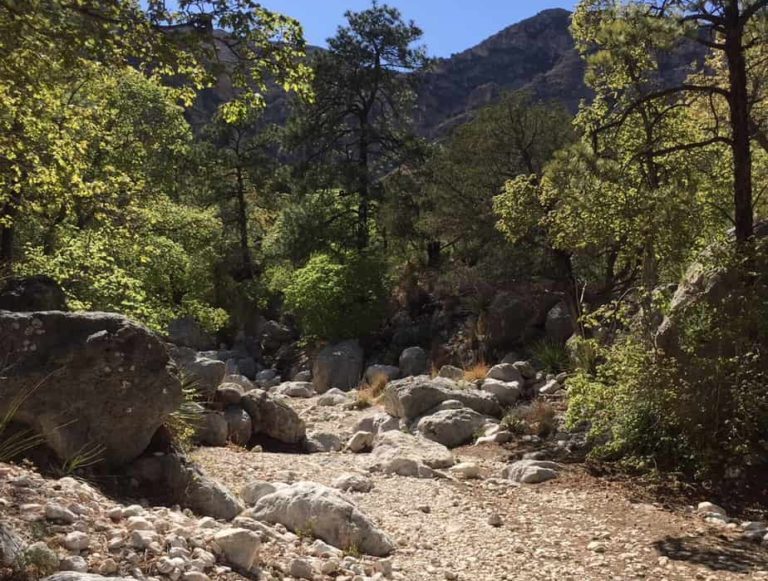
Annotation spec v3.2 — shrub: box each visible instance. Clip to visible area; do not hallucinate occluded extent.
[463,362,490,382]
[567,242,768,480]
[284,252,389,341]
[530,339,569,373]
[502,401,557,437]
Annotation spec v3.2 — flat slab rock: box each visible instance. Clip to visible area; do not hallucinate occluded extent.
[249,481,394,556]
[502,459,560,484]
[382,376,501,420]
[370,430,454,470]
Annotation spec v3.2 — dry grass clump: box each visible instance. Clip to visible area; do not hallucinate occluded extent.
[463,361,490,382]
[501,400,557,438]
[352,372,390,409]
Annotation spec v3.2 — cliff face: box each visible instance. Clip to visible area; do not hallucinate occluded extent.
[413,9,588,138]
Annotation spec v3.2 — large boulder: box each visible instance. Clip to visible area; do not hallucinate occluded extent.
[382,376,501,420]
[0,275,67,312]
[260,320,294,352]
[129,452,243,520]
[312,340,364,393]
[416,408,489,448]
[545,302,574,344]
[167,316,214,350]
[481,379,521,407]
[370,430,454,470]
[177,356,226,398]
[195,412,228,447]
[398,346,428,377]
[250,482,394,556]
[224,406,252,446]
[241,390,306,445]
[0,311,181,467]
[485,363,523,384]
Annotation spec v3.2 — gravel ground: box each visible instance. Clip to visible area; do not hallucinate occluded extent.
[194,398,768,581]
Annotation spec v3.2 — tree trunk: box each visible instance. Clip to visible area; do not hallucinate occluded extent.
[357,124,370,250]
[235,166,254,279]
[0,202,16,273]
[724,1,754,244]
[553,248,581,338]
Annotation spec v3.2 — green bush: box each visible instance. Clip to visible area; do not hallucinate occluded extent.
[530,339,569,373]
[283,252,389,341]
[567,243,768,480]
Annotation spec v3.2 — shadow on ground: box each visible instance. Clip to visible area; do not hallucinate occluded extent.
[654,534,768,573]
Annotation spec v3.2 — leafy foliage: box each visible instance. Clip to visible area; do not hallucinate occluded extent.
[283,252,389,341]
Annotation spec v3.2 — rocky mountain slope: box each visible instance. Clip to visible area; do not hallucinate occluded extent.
[413,8,588,138]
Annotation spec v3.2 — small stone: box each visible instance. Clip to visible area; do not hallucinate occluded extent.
[588,541,606,553]
[62,531,90,551]
[213,528,260,571]
[697,501,727,517]
[59,555,88,573]
[290,558,314,579]
[99,558,119,575]
[487,514,502,527]
[182,573,211,581]
[44,503,77,523]
[417,505,431,514]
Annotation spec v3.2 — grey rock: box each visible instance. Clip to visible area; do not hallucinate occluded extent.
[332,473,374,493]
[180,357,226,398]
[196,412,228,447]
[317,388,350,407]
[512,361,537,379]
[0,311,181,467]
[240,481,278,506]
[44,575,134,581]
[382,376,501,420]
[481,379,521,406]
[274,381,315,398]
[485,363,523,384]
[346,431,375,453]
[128,452,243,520]
[398,346,428,377]
[437,365,464,381]
[216,383,244,406]
[502,459,560,484]
[241,389,306,444]
[0,275,67,311]
[545,301,574,344]
[168,316,214,350]
[353,413,400,435]
[364,364,401,384]
[293,370,312,382]
[370,430,454,469]
[416,408,488,448]
[251,482,394,556]
[306,432,343,453]
[313,340,364,392]
[224,406,252,446]
[213,528,260,571]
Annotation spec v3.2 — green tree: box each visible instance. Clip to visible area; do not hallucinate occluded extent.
[292,2,429,250]
[573,0,768,245]
[0,0,311,270]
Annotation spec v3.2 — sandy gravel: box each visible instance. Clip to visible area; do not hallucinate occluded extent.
[194,398,768,581]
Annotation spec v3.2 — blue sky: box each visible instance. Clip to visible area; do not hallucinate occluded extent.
[263,1,577,58]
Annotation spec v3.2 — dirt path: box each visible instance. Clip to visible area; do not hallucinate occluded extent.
[194,399,768,581]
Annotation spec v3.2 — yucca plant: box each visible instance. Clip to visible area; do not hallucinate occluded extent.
[165,373,205,452]
[0,372,51,462]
